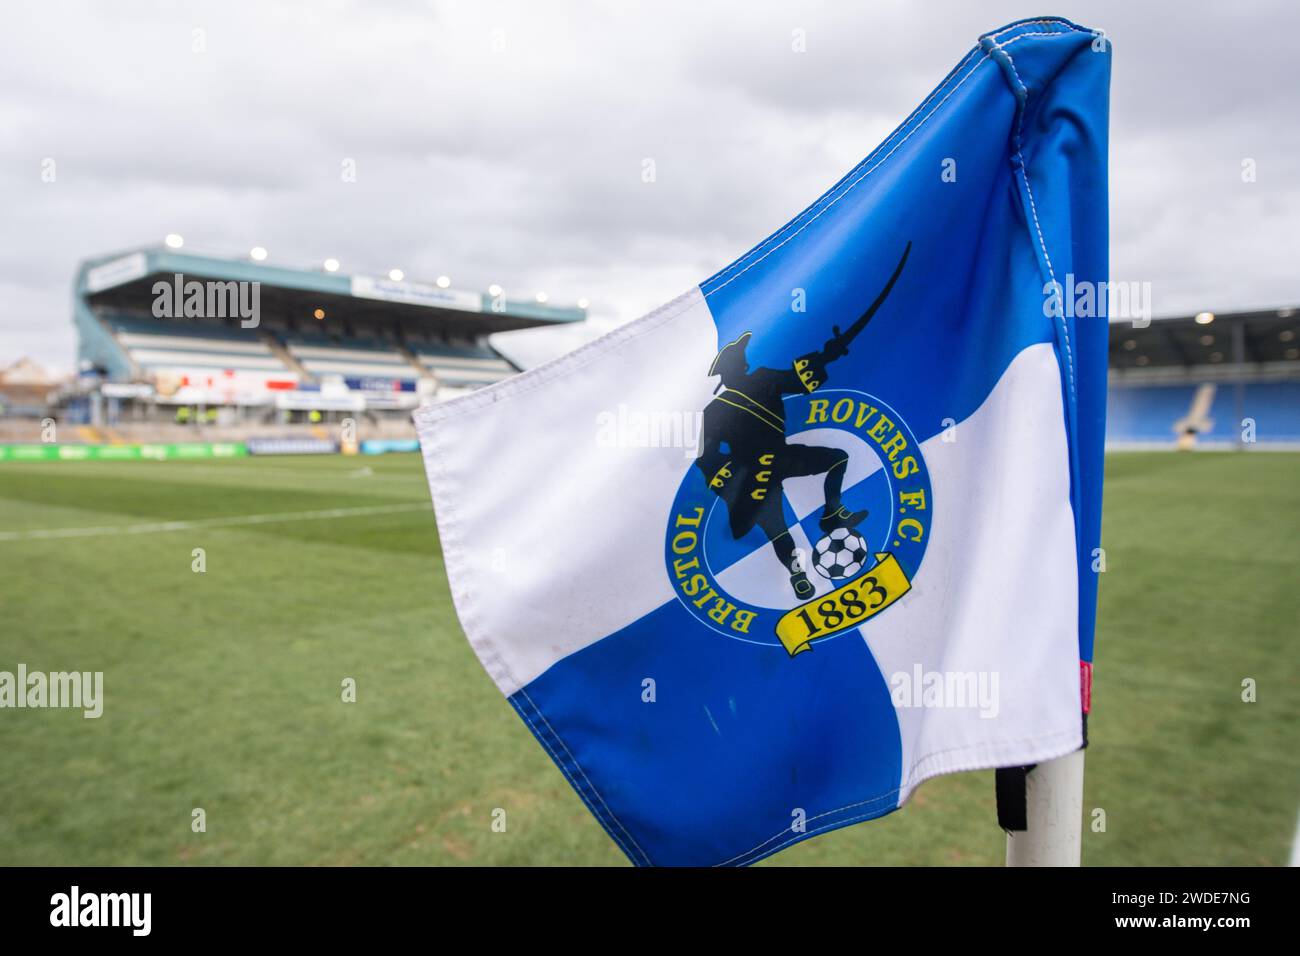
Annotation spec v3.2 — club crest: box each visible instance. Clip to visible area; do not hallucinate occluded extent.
[664,244,931,655]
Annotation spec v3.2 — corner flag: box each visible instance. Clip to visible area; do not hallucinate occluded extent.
[415,16,1110,866]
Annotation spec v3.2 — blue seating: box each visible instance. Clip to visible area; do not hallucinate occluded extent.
[1107,382,1300,444]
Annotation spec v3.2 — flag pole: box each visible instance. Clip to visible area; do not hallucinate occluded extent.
[1005,750,1085,866]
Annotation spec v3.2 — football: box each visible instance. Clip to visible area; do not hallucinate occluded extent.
[812,528,870,580]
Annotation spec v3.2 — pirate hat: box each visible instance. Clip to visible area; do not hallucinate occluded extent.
[709,332,752,378]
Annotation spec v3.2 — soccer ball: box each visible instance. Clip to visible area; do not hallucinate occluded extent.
[812,528,869,580]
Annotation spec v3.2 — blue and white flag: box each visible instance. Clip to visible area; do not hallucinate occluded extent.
[415,17,1110,866]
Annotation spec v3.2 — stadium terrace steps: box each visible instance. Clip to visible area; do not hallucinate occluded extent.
[104,312,300,381]
[414,340,501,359]
[115,334,273,354]
[262,332,313,382]
[283,334,420,382]
[128,350,289,371]
[288,345,413,363]
[414,344,515,387]
[396,343,434,380]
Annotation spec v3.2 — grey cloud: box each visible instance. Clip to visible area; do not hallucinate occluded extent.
[0,0,1296,371]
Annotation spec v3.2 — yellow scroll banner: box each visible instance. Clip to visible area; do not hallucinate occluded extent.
[775,553,911,656]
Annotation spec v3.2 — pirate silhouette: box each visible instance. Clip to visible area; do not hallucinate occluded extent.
[694,243,910,600]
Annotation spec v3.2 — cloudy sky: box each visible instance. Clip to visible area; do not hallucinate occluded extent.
[1,0,1296,372]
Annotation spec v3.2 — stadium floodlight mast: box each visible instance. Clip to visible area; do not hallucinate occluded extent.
[249,246,268,261]
[436,275,451,288]
[164,233,184,249]
[1005,750,1085,866]
[388,268,405,281]
[322,258,340,273]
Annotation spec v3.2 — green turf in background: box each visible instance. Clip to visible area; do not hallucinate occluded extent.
[0,452,1295,865]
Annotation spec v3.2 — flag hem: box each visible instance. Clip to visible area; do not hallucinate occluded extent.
[717,725,1084,867]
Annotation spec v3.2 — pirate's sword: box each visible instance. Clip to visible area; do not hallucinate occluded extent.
[823,240,912,359]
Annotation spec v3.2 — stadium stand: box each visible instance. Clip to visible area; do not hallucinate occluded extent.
[70,245,585,426]
[1107,307,1300,448]
[57,245,1299,448]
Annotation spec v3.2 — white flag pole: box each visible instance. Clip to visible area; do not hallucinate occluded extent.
[1005,749,1085,866]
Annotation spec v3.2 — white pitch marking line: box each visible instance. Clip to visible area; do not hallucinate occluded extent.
[0,502,430,542]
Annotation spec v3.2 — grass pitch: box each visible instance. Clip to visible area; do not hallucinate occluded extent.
[0,451,1296,866]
